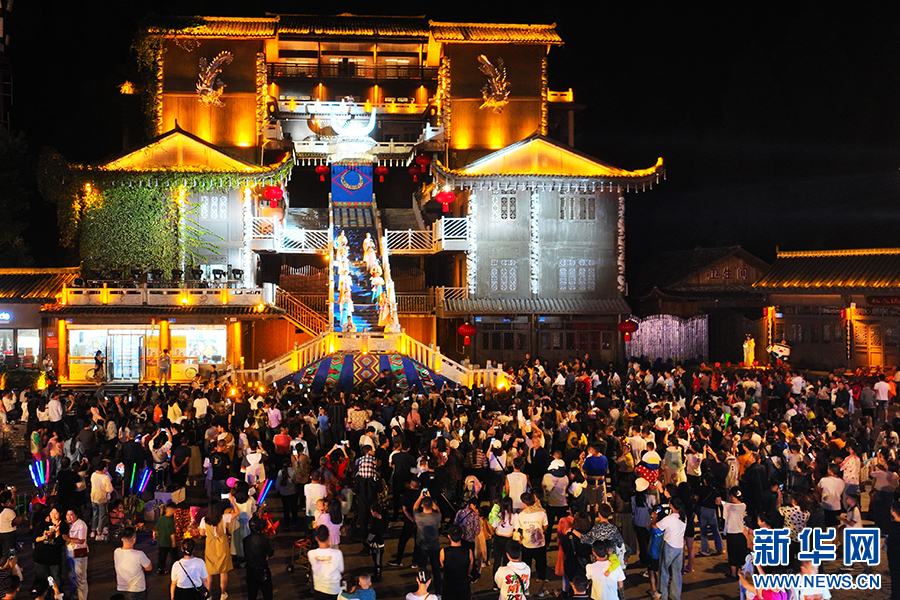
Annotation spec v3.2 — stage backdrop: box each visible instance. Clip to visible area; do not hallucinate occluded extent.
[625,314,708,363]
[331,165,373,206]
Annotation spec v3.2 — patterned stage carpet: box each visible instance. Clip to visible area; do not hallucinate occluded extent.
[282,353,452,393]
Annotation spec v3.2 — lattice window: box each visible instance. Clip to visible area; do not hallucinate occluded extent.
[558,258,597,291]
[489,259,517,292]
[886,326,899,347]
[491,196,517,220]
[854,324,868,347]
[200,195,228,220]
[823,323,831,343]
[560,196,596,220]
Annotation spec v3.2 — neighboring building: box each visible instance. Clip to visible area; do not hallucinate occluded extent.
[629,246,770,363]
[42,14,663,384]
[753,248,900,370]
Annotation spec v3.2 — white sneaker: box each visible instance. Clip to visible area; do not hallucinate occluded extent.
[221,593,228,600]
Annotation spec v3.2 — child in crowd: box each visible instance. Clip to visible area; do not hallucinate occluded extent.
[585,541,625,600]
[153,502,177,574]
[340,574,375,600]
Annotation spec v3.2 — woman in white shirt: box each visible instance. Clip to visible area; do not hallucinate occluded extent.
[723,487,748,578]
[314,498,344,547]
[488,497,515,579]
[170,539,210,600]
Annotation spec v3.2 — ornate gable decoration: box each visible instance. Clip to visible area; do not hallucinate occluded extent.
[197,51,234,107]
[477,55,510,113]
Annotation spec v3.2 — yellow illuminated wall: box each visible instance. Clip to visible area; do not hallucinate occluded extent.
[447,43,544,154]
[160,38,263,149]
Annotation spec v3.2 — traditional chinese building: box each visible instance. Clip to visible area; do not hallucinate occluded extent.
[753,248,900,370]
[628,246,769,363]
[41,14,663,386]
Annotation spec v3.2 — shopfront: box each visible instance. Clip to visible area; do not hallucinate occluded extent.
[0,304,45,368]
[61,321,233,383]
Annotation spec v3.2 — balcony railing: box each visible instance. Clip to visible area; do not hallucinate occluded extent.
[268,62,438,81]
[385,217,468,254]
[396,293,434,314]
[250,217,329,254]
[60,285,265,307]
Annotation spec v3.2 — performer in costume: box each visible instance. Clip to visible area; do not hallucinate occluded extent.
[370,265,384,303]
[377,289,393,328]
[742,334,755,366]
[362,233,378,272]
[338,272,354,329]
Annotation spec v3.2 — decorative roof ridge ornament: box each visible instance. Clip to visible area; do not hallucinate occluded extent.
[477,55,510,114]
[197,51,234,107]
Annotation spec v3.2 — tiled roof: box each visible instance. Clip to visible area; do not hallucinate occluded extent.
[754,248,900,290]
[279,14,429,38]
[439,134,664,182]
[429,21,562,44]
[630,246,767,297]
[42,305,284,317]
[0,268,79,302]
[150,17,278,38]
[442,297,629,315]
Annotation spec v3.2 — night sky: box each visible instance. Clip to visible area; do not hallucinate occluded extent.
[13,1,900,271]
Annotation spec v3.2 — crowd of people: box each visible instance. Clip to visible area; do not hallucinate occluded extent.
[0,357,899,600]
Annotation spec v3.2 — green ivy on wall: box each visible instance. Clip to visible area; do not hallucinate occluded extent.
[80,185,181,272]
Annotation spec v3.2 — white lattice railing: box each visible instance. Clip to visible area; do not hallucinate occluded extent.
[434,217,468,241]
[251,217,278,239]
[280,229,330,252]
[434,287,468,307]
[385,229,434,252]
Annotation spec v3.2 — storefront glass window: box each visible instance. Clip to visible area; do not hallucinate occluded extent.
[68,329,108,380]
[170,326,227,380]
[16,329,40,365]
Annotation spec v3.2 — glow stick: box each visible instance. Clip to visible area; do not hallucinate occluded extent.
[138,469,151,494]
[35,461,45,486]
[129,466,137,490]
[257,479,273,506]
[27,464,38,488]
[724,414,731,429]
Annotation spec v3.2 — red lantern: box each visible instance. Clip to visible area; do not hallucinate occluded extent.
[409,166,420,182]
[436,190,455,213]
[374,165,389,182]
[617,320,638,334]
[315,164,329,182]
[458,322,477,346]
[415,154,431,173]
[269,199,278,208]
[262,186,283,201]
[618,319,637,342]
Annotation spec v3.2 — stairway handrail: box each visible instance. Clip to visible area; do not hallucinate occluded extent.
[274,286,330,334]
[328,195,335,329]
[371,194,401,331]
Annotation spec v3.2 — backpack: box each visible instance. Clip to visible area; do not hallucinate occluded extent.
[648,527,664,559]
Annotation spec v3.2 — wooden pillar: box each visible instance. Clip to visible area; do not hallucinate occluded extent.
[57,319,68,380]
[159,320,170,352]
[231,321,242,367]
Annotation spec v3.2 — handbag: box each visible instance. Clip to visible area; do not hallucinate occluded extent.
[178,561,211,600]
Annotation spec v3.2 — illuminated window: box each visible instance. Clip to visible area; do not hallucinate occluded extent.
[200,195,228,220]
[558,258,596,292]
[491,196,517,220]
[560,196,595,220]
[489,259,517,292]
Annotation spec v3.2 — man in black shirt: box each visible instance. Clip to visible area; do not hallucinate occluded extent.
[388,478,422,568]
[55,458,81,509]
[119,431,143,493]
[208,439,230,498]
[243,516,274,600]
[390,441,415,521]
[170,434,192,490]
